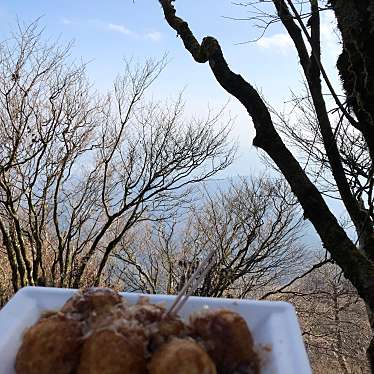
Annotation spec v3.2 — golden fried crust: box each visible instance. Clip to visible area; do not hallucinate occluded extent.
[190,309,259,374]
[77,330,147,374]
[16,288,259,374]
[148,338,217,374]
[15,315,82,374]
[126,299,165,325]
[61,288,124,323]
[148,317,187,352]
[126,299,187,352]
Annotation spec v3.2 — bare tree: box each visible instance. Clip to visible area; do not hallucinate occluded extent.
[0,21,100,290]
[110,177,305,298]
[277,264,371,373]
[269,84,373,228]
[0,22,234,296]
[157,0,374,365]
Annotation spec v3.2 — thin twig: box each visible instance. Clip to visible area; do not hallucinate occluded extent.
[260,258,332,299]
[285,0,358,129]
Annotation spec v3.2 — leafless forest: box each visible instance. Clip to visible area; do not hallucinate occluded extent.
[1,4,373,371]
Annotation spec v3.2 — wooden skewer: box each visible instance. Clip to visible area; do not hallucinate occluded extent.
[167,249,217,317]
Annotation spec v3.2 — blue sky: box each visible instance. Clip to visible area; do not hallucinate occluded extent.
[0,0,341,177]
[0,1,346,248]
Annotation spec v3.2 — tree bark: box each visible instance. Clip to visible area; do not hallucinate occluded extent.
[274,0,374,263]
[330,0,374,161]
[0,220,19,292]
[158,0,374,369]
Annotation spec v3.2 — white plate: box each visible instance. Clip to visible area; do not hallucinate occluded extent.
[0,287,312,374]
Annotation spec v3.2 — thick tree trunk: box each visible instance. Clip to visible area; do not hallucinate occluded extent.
[330,1,374,366]
[158,0,374,370]
[0,221,19,292]
[330,0,374,161]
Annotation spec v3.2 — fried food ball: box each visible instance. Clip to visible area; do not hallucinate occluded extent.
[61,288,125,325]
[189,309,259,374]
[126,297,166,325]
[16,288,260,374]
[126,297,187,351]
[15,314,82,374]
[77,329,147,374]
[91,310,149,349]
[148,315,187,352]
[148,338,217,374]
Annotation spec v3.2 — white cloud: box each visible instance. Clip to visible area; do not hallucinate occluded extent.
[320,11,341,59]
[61,17,72,25]
[108,23,132,35]
[145,31,162,42]
[62,18,163,43]
[256,33,293,53]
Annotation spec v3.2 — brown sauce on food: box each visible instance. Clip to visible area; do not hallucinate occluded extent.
[15,288,260,374]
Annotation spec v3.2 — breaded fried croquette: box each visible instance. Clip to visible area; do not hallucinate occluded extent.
[77,329,147,374]
[126,297,166,325]
[126,298,187,351]
[15,314,82,374]
[15,288,260,374]
[148,315,186,351]
[61,288,124,323]
[190,309,259,374]
[148,338,217,374]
